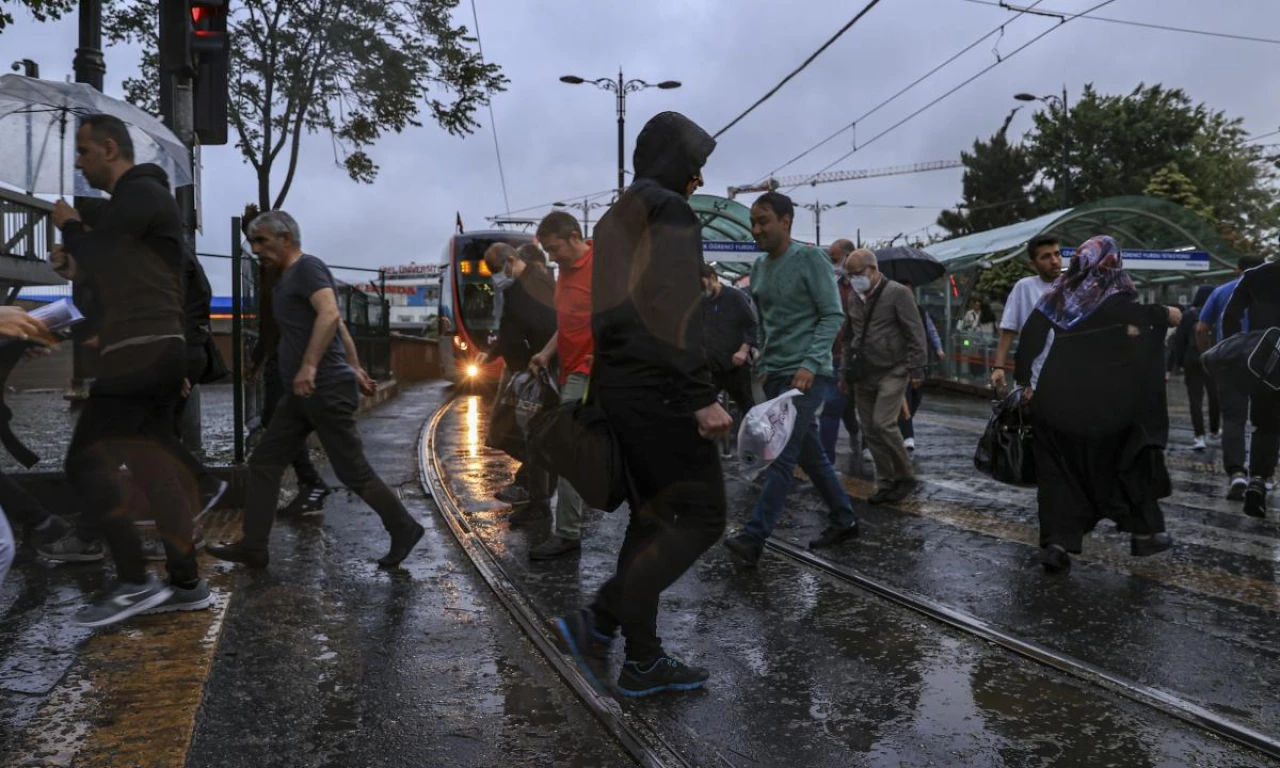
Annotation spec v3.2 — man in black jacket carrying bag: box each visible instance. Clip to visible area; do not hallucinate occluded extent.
[552,111,732,697]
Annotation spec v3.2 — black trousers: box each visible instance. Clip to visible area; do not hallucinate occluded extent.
[239,378,416,553]
[898,383,924,440]
[1249,394,1280,481]
[65,339,199,585]
[591,386,726,663]
[0,469,52,529]
[262,357,326,489]
[711,365,756,417]
[1184,359,1220,437]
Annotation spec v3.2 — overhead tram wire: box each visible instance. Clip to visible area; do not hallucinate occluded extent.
[711,0,885,140]
[748,0,1050,186]
[470,0,511,215]
[1247,129,1280,144]
[784,0,1120,192]
[962,0,1280,47]
[499,187,617,217]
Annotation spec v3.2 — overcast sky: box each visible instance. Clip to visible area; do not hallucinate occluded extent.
[3,0,1278,294]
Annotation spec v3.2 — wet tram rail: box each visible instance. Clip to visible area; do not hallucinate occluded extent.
[421,391,1280,767]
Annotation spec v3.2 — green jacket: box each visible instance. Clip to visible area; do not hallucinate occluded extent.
[750,240,844,378]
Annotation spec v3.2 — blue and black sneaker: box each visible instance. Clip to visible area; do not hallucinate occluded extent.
[617,655,710,698]
[552,608,614,693]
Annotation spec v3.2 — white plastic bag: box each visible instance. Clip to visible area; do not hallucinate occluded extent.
[737,388,803,477]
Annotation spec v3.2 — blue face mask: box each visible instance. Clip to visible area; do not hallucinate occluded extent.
[851,275,872,294]
[492,272,514,290]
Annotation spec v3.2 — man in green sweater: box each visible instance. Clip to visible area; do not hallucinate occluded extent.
[724,192,860,567]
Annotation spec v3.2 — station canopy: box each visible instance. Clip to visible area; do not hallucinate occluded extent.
[924,195,1246,284]
[691,193,761,281]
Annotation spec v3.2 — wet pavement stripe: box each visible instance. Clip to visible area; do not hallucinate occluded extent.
[837,474,1280,614]
[4,512,239,768]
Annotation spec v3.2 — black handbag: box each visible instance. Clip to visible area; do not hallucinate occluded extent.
[845,282,885,383]
[1203,328,1280,398]
[974,386,1036,486]
[484,374,528,458]
[525,385,628,513]
[199,332,231,384]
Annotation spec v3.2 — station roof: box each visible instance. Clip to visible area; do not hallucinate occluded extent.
[924,195,1246,283]
[692,194,759,281]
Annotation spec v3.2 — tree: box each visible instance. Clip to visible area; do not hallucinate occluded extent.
[1144,163,1213,219]
[0,0,74,33]
[105,0,506,211]
[1027,83,1279,253]
[937,109,1050,238]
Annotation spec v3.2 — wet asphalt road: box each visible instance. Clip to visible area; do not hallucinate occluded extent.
[1,379,1278,766]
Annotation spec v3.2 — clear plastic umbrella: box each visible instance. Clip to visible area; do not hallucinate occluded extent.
[0,74,192,197]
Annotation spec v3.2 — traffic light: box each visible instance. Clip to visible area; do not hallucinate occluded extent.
[158,0,230,145]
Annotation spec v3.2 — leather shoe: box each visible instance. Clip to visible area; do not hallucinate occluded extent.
[882,479,918,503]
[207,541,269,569]
[808,522,860,550]
[724,534,763,567]
[1040,545,1070,573]
[508,502,550,527]
[379,521,425,568]
[1130,532,1172,557]
[867,488,894,505]
[529,534,581,560]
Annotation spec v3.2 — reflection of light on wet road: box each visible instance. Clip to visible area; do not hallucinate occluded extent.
[465,395,480,458]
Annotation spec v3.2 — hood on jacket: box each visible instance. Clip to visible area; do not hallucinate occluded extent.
[115,163,171,191]
[632,111,716,194]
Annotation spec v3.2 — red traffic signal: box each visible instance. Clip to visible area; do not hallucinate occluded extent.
[189,0,228,56]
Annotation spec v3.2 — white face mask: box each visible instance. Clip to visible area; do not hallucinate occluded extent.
[851,275,872,294]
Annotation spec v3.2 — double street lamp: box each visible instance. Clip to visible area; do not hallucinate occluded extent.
[560,70,682,198]
[1015,87,1071,208]
[554,199,607,237]
[799,199,846,246]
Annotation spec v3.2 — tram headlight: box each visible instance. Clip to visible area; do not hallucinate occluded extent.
[466,364,479,378]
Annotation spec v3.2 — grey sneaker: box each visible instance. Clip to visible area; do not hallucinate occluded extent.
[143,579,214,614]
[141,536,167,562]
[73,575,173,628]
[38,533,105,563]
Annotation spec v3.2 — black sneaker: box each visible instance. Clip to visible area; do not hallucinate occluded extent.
[508,501,550,527]
[30,515,71,547]
[1244,480,1268,519]
[378,521,425,568]
[1040,544,1071,574]
[616,655,710,698]
[553,608,614,693]
[724,534,763,567]
[495,484,532,505]
[207,540,270,569]
[808,522,860,550]
[529,534,581,560]
[199,476,229,515]
[38,533,105,563]
[279,484,331,518]
[73,575,173,628]
[1130,532,1173,557]
[1227,473,1248,502]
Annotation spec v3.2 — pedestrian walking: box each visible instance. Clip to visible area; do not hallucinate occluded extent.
[527,211,597,560]
[699,262,757,417]
[819,239,862,464]
[723,192,859,566]
[1014,236,1181,572]
[1221,256,1280,518]
[1167,285,1219,451]
[551,110,731,697]
[478,242,558,524]
[1195,255,1265,501]
[840,249,927,503]
[45,114,212,625]
[958,298,998,375]
[896,278,947,453]
[990,236,1063,393]
[208,210,424,569]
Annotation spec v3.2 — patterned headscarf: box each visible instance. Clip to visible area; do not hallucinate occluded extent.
[1035,235,1137,330]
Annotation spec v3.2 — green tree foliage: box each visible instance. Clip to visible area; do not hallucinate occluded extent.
[937,108,1051,237]
[1026,83,1278,253]
[105,0,507,210]
[1143,162,1213,219]
[0,0,74,33]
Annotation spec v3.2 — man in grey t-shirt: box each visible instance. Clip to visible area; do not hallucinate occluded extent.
[209,211,423,569]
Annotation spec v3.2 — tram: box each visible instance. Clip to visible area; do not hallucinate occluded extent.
[433,229,535,386]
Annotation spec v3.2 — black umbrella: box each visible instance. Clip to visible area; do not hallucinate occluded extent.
[873,245,946,287]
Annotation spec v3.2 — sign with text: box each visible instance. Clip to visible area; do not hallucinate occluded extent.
[703,240,764,263]
[1060,247,1211,271]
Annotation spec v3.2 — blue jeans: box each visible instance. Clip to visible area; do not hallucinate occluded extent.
[819,379,860,462]
[743,375,857,543]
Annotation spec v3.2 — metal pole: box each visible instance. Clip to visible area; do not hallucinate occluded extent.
[616,69,626,198]
[231,217,245,463]
[583,200,591,238]
[69,0,105,400]
[1060,85,1070,208]
[814,201,821,246]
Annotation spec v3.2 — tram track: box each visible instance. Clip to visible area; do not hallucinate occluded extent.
[421,394,1280,766]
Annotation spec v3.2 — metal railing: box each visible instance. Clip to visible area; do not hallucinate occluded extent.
[0,188,54,261]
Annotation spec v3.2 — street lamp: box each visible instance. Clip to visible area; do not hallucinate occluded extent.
[1015,86,1071,207]
[554,199,607,238]
[799,200,846,246]
[560,69,682,198]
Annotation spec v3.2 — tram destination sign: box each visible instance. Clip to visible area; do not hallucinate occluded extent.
[1060,247,1210,271]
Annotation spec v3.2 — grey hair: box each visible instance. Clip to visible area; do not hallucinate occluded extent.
[846,247,877,269]
[247,210,302,246]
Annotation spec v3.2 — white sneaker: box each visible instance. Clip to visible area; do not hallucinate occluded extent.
[1192,437,1206,452]
[904,437,916,452]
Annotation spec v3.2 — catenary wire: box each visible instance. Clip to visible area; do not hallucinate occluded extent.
[470,0,511,215]
[962,0,1280,46]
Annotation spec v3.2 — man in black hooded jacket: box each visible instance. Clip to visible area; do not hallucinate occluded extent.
[552,111,732,697]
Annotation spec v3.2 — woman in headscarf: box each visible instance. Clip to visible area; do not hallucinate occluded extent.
[1167,285,1220,451]
[1014,236,1183,573]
